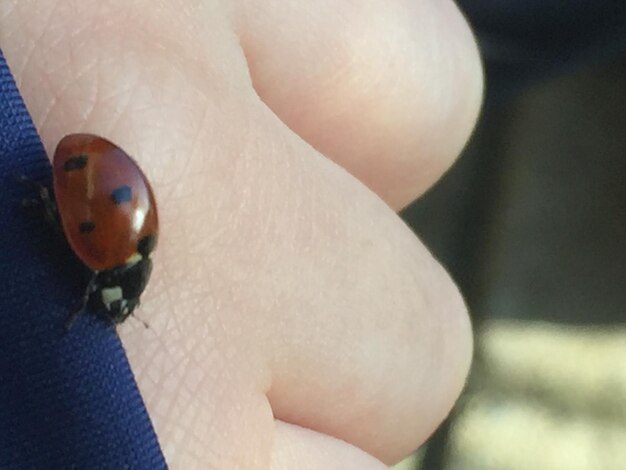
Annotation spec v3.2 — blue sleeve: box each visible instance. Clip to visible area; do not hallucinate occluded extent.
[0,49,166,469]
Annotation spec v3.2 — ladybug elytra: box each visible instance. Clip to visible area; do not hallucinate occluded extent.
[37,134,159,328]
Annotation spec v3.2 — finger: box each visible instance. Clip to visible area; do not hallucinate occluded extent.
[1,0,472,466]
[234,0,483,209]
[270,421,388,470]
[263,217,472,463]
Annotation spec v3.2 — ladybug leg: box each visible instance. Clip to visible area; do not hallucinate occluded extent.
[15,174,44,190]
[21,198,42,208]
[112,298,148,328]
[37,186,62,233]
[17,175,62,233]
[64,273,99,330]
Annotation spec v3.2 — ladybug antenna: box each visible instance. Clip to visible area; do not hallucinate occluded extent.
[64,274,98,331]
[132,312,150,329]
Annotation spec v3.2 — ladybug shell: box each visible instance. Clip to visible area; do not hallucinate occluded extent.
[53,134,158,272]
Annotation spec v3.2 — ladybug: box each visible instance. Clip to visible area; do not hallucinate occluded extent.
[34,134,158,328]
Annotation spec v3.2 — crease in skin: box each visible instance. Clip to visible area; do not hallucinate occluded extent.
[270,421,390,470]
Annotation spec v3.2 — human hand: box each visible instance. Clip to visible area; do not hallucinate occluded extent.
[0,0,482,468]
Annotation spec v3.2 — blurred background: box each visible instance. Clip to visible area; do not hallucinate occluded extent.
[394,2,626,469]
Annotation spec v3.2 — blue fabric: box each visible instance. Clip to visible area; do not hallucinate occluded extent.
[0,50,166,469]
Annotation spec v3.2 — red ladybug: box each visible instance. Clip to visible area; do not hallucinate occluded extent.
[41,134,158,328]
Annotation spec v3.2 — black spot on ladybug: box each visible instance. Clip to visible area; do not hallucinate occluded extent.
[63,154,88,171]
[137,233,156,257]
[111,185,132,205]
[79,221,96,234]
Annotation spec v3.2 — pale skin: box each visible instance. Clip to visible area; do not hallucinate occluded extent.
[0,0,482,468]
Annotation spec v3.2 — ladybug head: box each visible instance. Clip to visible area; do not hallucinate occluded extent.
[93,257,153,324]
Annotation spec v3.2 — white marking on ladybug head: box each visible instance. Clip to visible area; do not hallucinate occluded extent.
[126,252,142,265]
[101,286,123,310]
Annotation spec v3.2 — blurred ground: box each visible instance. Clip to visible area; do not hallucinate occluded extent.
[450,322,626,470]
[395,59,626,469]
[394,322,626,470]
